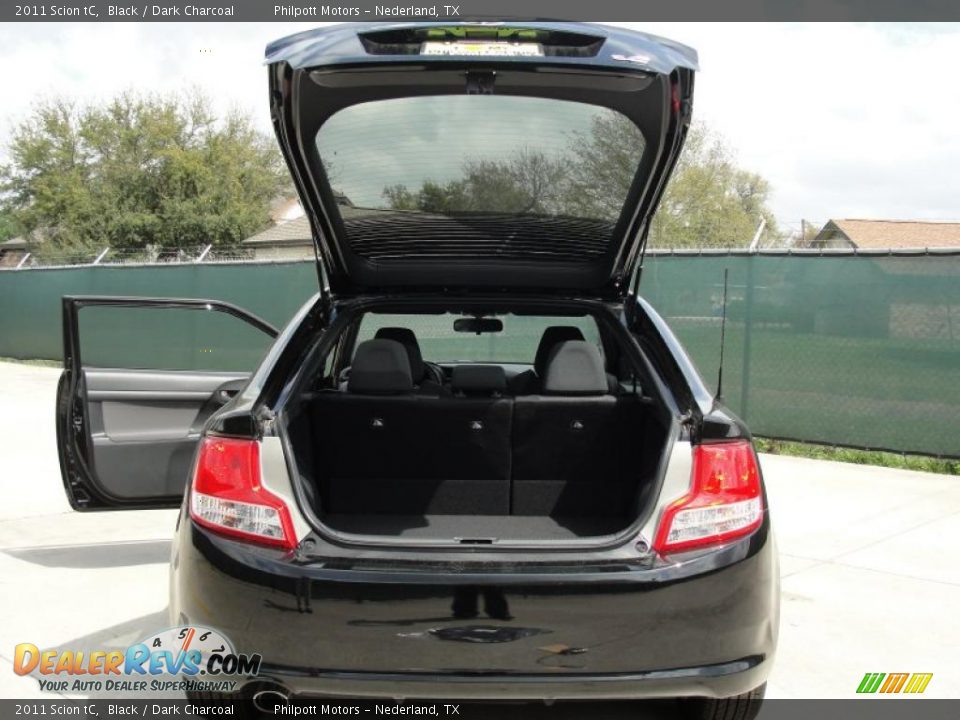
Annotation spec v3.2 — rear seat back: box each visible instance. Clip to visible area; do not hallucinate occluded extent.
[312,343,511,516]
[451,365,507,397]
[512,342,638,517]
[311,340,643,521]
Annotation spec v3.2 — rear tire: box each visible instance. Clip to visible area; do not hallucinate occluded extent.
[680,683,766,720]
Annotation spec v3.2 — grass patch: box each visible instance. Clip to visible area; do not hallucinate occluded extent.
[755,437,960,476]
[0,356,61,368]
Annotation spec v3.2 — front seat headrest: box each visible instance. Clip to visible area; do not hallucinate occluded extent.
[534,326,586,378]
[451,365,507,396]
[374,327,425,382]
[348,339,413,394]
[542,341,609,396]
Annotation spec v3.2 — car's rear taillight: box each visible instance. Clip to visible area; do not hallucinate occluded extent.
[653,440,764,554]
[189,436,296,550]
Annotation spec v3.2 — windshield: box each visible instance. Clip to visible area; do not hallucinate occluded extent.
[355,313,603,365]
[315,95,645,263]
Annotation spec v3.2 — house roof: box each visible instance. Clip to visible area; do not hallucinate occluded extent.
[817,219,960,249]
[269,196,304,224]
[242,216,313,246]
[0,236,29,250]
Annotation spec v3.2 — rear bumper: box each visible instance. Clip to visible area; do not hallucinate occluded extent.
[258,656,770,700]
[170,511,778,700]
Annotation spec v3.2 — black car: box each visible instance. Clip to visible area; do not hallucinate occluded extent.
[56,21,778,719]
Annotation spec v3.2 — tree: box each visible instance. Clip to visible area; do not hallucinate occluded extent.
[650,123,779,248]
[0,91,290,257]
[378,115,777,249]
[382,149,567,215]
[562,110,646,220]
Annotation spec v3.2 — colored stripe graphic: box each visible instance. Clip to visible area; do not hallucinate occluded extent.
[880,673,909,693]
[857,672,932,694]
[903,673,933,694]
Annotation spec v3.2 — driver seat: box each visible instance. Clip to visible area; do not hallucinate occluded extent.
[374,327,446,395]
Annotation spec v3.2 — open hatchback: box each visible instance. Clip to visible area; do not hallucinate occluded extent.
[267,21,696,297]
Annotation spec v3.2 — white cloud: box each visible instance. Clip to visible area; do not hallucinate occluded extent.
[1,21,959,225]
[613,22,960,223]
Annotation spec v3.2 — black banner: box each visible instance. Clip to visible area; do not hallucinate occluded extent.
[6,0,960,22]
[2,699,960,719]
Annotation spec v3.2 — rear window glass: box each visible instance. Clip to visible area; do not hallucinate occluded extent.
[315,96,645,262]
[355,313,602,365]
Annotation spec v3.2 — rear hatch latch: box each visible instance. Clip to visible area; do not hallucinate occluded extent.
[465,71,496,95]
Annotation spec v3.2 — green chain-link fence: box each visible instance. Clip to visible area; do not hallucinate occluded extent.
[1,251,958,457]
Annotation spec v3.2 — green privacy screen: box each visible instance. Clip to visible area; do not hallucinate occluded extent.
[1,253,958,457]
[0,262,318,364]
[641,251,960,458]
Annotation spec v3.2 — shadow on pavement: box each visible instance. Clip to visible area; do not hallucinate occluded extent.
[37,610,177,699]
[4,539,171,568]
[53,609,172,652]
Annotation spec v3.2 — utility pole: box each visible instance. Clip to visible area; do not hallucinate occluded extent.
[748,218,766,252]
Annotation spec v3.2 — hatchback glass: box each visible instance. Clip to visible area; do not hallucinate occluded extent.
[315,96,645,262]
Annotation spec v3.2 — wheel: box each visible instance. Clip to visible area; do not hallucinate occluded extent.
[680,683,766,720]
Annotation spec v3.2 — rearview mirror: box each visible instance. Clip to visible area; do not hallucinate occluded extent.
[453,317,503,334]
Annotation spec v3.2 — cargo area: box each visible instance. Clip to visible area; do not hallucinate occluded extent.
[283,306,673,545]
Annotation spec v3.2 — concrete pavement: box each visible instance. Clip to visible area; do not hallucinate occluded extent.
[0,360,957,702]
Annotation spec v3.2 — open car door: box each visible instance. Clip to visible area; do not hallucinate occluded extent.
[56,296,278,510]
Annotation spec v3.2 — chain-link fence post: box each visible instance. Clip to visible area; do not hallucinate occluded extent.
[738,253,755,422]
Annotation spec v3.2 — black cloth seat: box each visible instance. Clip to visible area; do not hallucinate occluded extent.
[511,341,644,517]
[312,341,511,516]
[451,365,508,397]
[311,339,644,525]
[508,326,586,395]
[347,338,414,395]
[374,327,446,394]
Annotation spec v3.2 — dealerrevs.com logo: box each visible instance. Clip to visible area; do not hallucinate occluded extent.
[857,672,933,694]
[13,626,261,694]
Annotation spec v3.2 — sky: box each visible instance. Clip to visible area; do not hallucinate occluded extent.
[0,21,958,229]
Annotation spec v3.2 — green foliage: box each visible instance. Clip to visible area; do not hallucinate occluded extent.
[383,150,569,216]
[650,123,780,248]
[379,114,778,249]
[0,209,21,243]
[0,91,289,255]
[563,111,646,220]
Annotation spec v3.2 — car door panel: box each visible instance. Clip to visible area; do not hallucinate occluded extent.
[57,296,278,510]
[83,369,251,499]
